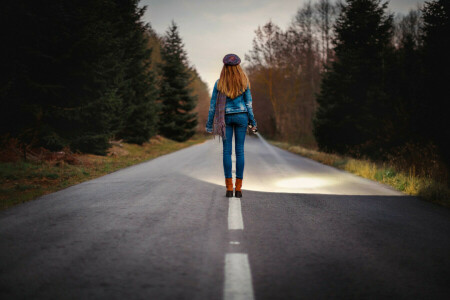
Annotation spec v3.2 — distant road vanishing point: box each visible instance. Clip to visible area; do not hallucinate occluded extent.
[1,136,449,299]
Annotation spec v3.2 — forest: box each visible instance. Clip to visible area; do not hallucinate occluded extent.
[1,0,449,192]
[245,0,449,185]
[1,0,209,156]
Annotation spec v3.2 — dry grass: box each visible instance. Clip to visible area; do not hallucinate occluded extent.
[269,140,450,207]
[0,134,208,211]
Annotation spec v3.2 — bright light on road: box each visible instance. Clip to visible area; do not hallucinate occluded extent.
[275,177,335,189]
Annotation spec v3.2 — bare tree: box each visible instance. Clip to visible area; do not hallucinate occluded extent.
[313,0,337,66]
[245,21,284,135]
[393,7,423,49]
[244,1,337,145]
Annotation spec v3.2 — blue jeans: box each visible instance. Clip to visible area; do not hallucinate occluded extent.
[223,112,248,179]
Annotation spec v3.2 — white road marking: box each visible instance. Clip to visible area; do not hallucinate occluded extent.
[228,197,244,230]
[230,241,240,245]
[224,253,255,300]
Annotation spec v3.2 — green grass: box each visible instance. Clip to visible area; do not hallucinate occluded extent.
[268,140,450,207]
[0,134,208,211]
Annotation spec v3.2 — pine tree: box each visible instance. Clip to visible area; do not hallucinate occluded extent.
[421,0,450,175]
[65,0,126,155]
[115,3,159,145]
[1,0,125,155]
[313,0,393,157]
[158,21,198,142]
[384,9,424,151]
[1,0,160,154]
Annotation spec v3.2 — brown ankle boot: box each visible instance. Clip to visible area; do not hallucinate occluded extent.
[235,178,243,198]
[225,178,233,197]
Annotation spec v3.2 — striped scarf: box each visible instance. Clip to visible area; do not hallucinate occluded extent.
[212,91,227,141]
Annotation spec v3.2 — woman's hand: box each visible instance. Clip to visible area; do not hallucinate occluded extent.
[248,124,258,134]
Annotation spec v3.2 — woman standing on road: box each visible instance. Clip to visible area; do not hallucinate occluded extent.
[206,53,258,198]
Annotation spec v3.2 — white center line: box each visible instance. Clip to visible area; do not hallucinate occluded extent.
[228,197,244,230]
[224,253,255,300]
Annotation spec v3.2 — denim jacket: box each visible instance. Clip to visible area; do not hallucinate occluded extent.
[205,79,257,132]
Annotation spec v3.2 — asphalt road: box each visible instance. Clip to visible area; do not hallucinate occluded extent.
[1,135,449,300]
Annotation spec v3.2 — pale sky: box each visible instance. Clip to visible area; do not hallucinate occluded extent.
[141,0,424,92]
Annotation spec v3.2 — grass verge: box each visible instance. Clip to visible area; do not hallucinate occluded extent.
[0,134,208,211]
[268,140,450,208]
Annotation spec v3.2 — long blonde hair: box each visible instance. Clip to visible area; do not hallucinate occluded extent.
[217,64,251,99]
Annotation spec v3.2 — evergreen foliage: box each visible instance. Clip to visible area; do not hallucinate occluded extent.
[421,0,450,174]
[313,0,393,158]
[158,21,198,142]
[1,0,159,154]
[115,4,159,145]
[384,9,424,151]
